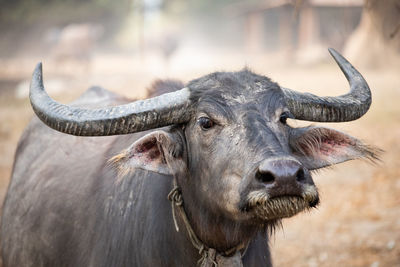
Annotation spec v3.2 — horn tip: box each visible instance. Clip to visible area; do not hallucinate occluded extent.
[328,47,341,60]
[33,62,43,80]
[327,48,349,65]
[34,62,43,72]
[31,62,44,93]
[327,47,337,54]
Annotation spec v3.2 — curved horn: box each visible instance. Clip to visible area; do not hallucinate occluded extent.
[29,63,192,136]
[282,48,371,122]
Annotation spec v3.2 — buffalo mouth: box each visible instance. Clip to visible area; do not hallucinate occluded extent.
[244,189,319,220]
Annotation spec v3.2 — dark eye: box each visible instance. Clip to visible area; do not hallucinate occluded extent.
[279,112,289,124]
[198,117,214,130]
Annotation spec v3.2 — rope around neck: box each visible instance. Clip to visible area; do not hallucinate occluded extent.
[167,179,248,267]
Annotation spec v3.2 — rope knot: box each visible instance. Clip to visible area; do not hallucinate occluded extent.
[198,247,218,267]
[168,186,183,206]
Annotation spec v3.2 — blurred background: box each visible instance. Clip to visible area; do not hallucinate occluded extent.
[0,0,399,266]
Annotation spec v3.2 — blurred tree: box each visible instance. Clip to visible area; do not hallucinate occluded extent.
[344,0,400,68]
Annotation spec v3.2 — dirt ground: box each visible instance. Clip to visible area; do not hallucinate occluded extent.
[0,52,399,266]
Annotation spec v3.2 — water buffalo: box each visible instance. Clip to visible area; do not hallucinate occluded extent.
[1,49,378,267]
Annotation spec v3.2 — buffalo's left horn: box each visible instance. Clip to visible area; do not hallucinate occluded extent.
[282,48,371,122]
[29,63,192,136]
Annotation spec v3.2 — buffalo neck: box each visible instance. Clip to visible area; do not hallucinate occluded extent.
[177,177,261,253]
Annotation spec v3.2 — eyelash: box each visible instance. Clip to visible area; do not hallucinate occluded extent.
[279,112,290,124]
[197,116,214,130]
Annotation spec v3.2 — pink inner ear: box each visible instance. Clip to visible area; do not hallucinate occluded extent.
[110,131,176,176]
[318,136,351,156]
[293,127,379,169]
[134,138,157,153]
[296,128,356,158]
[132,137,161,161]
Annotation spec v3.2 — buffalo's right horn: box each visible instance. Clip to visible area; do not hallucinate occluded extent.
[282,48,371,122]
[30,63,192,136]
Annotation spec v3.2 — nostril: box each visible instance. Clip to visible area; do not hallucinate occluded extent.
[296,168,305,183]
[256,171,275,184]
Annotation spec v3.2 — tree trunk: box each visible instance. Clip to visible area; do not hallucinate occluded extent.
[344,0,400,68]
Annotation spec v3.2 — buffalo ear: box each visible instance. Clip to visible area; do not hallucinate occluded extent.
[109,130,186,177]
[290,127,380,170]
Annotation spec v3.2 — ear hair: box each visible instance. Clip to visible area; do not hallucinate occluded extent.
[107,130,186,179]
[290,127,382,169]
[108,149,133,179]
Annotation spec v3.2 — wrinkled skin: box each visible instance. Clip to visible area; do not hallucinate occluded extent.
[1,70,376,267]
[176,72,311,251]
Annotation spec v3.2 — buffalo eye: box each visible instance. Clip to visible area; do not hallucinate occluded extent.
[279,112,290,124]
[198,117,214,130]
